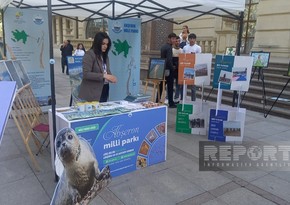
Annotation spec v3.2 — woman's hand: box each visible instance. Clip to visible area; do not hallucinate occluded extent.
[104,74,117,83]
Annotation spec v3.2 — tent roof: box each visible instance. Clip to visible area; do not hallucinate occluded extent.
[10,0,245,23]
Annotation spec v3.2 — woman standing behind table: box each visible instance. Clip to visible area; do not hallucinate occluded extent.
[78,32,117,102]
[74,43,86,56]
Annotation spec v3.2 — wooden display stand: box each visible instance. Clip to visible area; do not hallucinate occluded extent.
[143,79,166,104]
[10,84,49,171]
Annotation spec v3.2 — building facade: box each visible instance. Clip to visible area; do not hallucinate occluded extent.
[1,0,289,63]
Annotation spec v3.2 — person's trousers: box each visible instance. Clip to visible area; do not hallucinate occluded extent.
[61,57,68,74]
[157,71,174,106]
[100,84,109,102]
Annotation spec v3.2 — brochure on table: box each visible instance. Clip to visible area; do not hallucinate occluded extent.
[49,103,167,177]
[0,81,17,145]
[176,101,209,135]
[213,55,253,91]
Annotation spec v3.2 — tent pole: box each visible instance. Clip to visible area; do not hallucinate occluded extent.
[112,0,115,19]
[232,11,244,107]
[47,0,57,181]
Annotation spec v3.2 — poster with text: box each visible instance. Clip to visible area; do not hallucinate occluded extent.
[4,7,51,106]
[213,55,253,91]
[208,107,246,142]
[178,53,212,86]
[67,56,83,103]
[176,102,209,135]
[70,107,167,177]
[108,18,141,101]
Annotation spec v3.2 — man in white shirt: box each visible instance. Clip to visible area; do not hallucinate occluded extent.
[182,33,201,101]
[183,33,201,54]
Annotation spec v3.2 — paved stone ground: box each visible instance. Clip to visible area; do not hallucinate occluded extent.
[1,53,290,205]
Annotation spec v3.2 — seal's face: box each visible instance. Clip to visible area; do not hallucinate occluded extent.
[55,128,80,164]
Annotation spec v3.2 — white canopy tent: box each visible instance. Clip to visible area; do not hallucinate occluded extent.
[5,0,246,157]
[9,0,245,23]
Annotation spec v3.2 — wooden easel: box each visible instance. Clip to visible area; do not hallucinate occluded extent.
[143,79,166,103]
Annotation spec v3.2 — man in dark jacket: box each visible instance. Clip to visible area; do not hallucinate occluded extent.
[158,33,177,108]
[60,40,73,75]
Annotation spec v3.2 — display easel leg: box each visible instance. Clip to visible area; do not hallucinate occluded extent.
[264,78,290,118]
[205,87,214,102]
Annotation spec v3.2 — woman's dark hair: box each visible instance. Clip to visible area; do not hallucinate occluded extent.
[77,43,86,52]
[91,32,111,63]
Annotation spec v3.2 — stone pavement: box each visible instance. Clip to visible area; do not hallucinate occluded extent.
[1,55,290,205]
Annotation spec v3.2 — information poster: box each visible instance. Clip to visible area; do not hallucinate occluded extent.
[178,53,195,85]
[176,102,208,135]
[208,108,246,142]
[213,55,253,91]
[70,107,167,177]
[108,18,141,100]
[4,7,51,106]
[67,56,83,103]
[178,53,212,86]
[0,81,17,145]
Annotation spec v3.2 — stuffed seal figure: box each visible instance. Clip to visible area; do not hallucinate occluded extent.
[50,127,111,205]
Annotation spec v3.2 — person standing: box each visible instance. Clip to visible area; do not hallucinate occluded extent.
[158,33,177,108]
[179,25,190,48]
[60,40,73,75]
[172,36,183,100]
[74,43,86,56]
[78,32,117,102]
[183,33,202,101]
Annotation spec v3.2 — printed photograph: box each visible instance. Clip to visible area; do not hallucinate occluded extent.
[225,47,236,56]
[136,156,147,169]
[139,141,150,156]
[251,52,270,68]
[12,60,30,85]
[155,122,165,135]
[218,70,232,84]
[189,118,205,128]
[147,58,165,80]
[232,67,247,81]
[183,67,195,79]
[223,121,241,137]
[0,61,12,81]
[146,130,158,143]
[194,64,208,77]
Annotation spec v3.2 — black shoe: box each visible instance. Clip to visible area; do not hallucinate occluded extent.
[174,101,179,104]
[169,104,177,108]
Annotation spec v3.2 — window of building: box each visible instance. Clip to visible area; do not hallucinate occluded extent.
[242,0,259,54]
[86,19,108,39]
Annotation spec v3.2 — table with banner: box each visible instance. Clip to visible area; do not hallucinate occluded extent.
[49,103,167,177]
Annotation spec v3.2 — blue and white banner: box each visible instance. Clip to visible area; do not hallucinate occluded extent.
[4,7,51,106]
[108,18,141,101]
[70,107,167,177]
[213,55,253,92]
[67,56,83,103]
[208,107,246,142]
